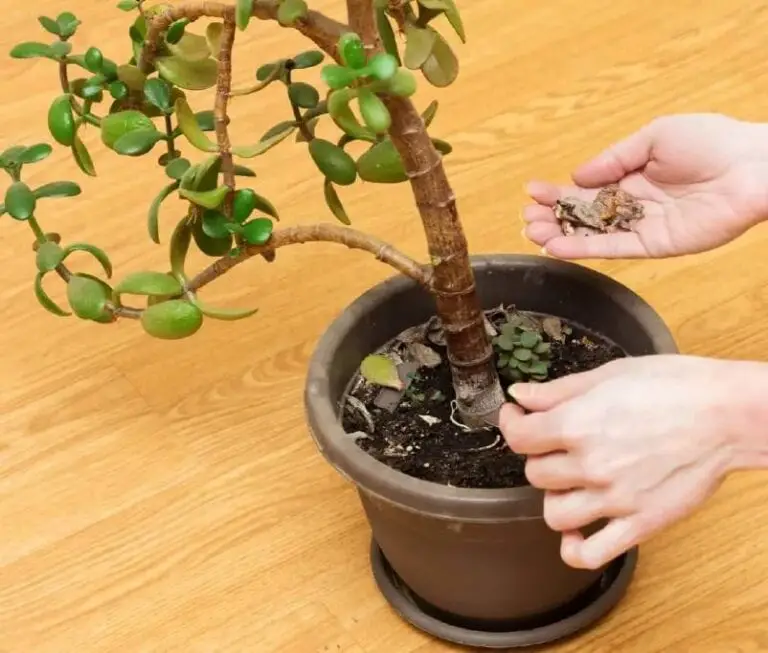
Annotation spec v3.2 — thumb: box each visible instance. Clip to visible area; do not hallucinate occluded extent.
[572,122,657,188]
[509,361,622,411]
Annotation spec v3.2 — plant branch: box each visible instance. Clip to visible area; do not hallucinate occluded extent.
[286,69,314,142]
[138,1,348,73]
[186,223,432,293]
[214,16,236,215]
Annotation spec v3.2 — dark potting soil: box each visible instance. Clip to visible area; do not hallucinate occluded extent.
[340,308,626,489]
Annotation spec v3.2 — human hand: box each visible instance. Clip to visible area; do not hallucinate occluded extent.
[498,354,768,570]
[523,114,768,258]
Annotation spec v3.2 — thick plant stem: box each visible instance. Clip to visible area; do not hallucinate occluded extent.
[214,17,236,216]
[347,0,505,426]
[186,223,432,293]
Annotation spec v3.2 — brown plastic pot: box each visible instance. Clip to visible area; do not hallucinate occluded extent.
[304,254,677,649]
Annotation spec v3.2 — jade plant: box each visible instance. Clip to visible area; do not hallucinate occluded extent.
[4,0,535,427]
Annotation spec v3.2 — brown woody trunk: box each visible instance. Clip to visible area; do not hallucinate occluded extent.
[348,2,505,427]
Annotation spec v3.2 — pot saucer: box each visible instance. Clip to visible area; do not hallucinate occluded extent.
[370,539,638,649]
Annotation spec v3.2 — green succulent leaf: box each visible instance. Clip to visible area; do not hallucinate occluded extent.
[165,18,190,45]
[241,217,274,245]
[323,178,351,225]
[34,272,71,317]
[360,353,403,390]
[72,133,96,177]
[113,129,164,156]
[109,80,129,100]
[148,180,181,243]
[338,32,367,69]
[420,29,458,87]
[249,191,279,219]
[5,181,36,220]
[9,42,53,59]
[62,243,113,278]
[67,273,112,321]
[117,64,147,91]
[236,0,254,30]
[320,64,360,90]
[233,164,257,178]
[421,100,439,127]
[404,23,436,70]
[277,0,308,26]
[201,210,231,239]
[288,82,319,109]
[327,89,376,142]
[231,123,296,158]
[84,47,104,74]
[19,143,53,165]
[32,181,82,203]
[376,7,402,66]
[113,271,183,304]
[513,348,533,362]
[35,241,66,273]
[101,110,156,149]
[519,330,540,348]
[190,295,259,321]
[56,11,81,39]
[417,0,465,42]
[117,0,140,10]
[357,88,391,134]
[170,218,192,281]
[180,185,230,210]
[48,95,76,147]
[366,53,398,81]
[156,55,218,91]
[174,97,218,152]
[308,139,357,186]
[535,342,551,355]
[193,218,233,256]
[38,15,61,36]
[356,138,407,184]
[232,188,257,222]
[190,155,223,191]
[293,50,324,68]
[141,299,204,339]
[144,78,173,113]
[165,157,191,180]
[49,42,73,60]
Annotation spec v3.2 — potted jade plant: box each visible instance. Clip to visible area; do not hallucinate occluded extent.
[5,0,677,648]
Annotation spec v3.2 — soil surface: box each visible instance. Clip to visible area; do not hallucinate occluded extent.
[340,307,626,490]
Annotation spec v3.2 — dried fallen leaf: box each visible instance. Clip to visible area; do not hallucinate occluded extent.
[360,353,403,390]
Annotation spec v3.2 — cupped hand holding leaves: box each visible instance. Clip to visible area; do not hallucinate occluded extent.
[523,113,768,259]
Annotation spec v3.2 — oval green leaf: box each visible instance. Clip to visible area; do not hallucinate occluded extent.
[117,64,147,91]
[84,47,104,73]
[170,218,192,281]
[179,185,230,210]
[366,53,398,81]
[48,95,76,147]
[308,139,357,186]
[114,271,183,302]
[5,181,36,220]
[156,55,218,91]
[356,139,407,184]
[34,272,71,317]
[417,0,465,42]
[62,243,114,278]
[288,82,319,109]
[174,97,218,152]
[293,50,324,69]
[360,354,403,390]
[420,30,458,87]
[277,0,308,26]
[101,110,156,149]
[201,210,231,238]
[236,0,254,30]
[320,64,360,90]
[9,42,53,59]
[231,123,296,158]
[338,32,367,69]
[72,133,96,177]
[206,23,223,56]
[165,157,191,180]
[376,7,402,66]
[167,30,211,63]
[147,180,180,243]
[404,24,436,70]
[141,299,203,340]
[327,89,376,142]
[357,88,391,134]
[67,274,112,321]
[323,178,351,225]
[113,129,163,156]
[193,218,233,256]
[20,143,53,164]
[232,188,257,222]
[33,181,82,200]
[241,218,274,246]
[191,295,258,321]
[250,191,279,220]
[144,78,172,113]
[36,241,65,273]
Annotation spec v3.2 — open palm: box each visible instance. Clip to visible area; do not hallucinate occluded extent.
[523,114,768,259]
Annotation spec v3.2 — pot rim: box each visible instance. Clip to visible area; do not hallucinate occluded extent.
[304,253,678,522]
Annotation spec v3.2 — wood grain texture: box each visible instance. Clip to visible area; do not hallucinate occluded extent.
[2,1,768,651]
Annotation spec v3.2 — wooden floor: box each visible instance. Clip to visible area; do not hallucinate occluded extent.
[2,1,768,650]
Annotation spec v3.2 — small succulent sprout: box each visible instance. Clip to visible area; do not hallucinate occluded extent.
[492,315,553,382]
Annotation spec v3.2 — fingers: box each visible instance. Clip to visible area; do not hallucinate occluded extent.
[525,453,591,491]
[509,361,622,412]
[535,231,649,259]
[525,180,598,207]
[560,516,641,569]
[499,404,569,455]
[571,122,657,188]
[543,488,622,531]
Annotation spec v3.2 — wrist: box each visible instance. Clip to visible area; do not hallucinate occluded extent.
[722,360,768,472]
